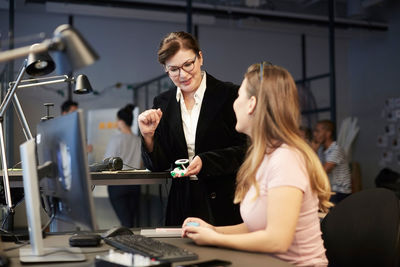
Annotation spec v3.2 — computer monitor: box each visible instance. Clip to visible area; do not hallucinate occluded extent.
[19,109,96,263]
[36,109,96,231]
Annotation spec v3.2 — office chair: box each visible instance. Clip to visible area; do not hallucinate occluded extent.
[321,188,400,267]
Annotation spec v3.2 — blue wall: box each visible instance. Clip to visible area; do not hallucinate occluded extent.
[2,1,394,189]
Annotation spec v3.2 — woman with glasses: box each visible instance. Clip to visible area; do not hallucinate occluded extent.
[138,31,246,226]
[182,63,332,266]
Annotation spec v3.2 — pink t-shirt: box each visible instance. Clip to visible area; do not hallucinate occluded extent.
[240,145,328,267]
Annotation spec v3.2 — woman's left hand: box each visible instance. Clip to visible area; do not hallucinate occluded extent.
[185,156,202,176]
[183,225,219,246]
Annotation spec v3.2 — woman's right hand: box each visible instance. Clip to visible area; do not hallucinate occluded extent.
[181,217,215,237]
[138,108,163,152]
[138,108,163,137]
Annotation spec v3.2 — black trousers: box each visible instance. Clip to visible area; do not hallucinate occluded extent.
[107,185,141,227]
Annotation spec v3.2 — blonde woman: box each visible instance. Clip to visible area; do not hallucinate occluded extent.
[182,63,332,266]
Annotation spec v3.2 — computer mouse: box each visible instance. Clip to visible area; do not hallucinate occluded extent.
[101,226,134,238]
[186,222,200,227]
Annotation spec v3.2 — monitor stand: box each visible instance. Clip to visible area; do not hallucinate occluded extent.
[19,139,85,263]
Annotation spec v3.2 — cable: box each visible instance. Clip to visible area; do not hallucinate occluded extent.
[11,161,22,170]
[3,241,29,252]
[42,213,55,232]
[0,201,52,246]
[0,227,29,245]
[1,195,25,229]
[122,163,137,170]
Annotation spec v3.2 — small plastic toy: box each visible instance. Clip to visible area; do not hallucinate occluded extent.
[186,222,200,227]
[170,159,189,178]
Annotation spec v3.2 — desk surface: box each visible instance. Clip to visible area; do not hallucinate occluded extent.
[2,233,292,267]
[4,170,170,187]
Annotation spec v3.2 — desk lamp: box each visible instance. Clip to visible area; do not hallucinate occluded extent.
[0,47,55,230]
[0,24,99,69]
[0,24,98,263]
[0,24,98,231]
[2,74,93,231]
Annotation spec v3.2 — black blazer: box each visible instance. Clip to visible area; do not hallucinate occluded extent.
[142,73,247,226]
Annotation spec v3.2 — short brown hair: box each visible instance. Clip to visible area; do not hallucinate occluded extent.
[157,31,200,65]
[317,119,335,137]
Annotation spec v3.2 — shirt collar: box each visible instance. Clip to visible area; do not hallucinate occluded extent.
[176,71,207,103]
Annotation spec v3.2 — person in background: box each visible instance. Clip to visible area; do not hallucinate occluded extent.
[61,100,78,115]
[299,125,312,144]
[182,63,332,267]
[105,104,142,227]
[138,31,247,226]
[312,120,352,204]
[60,100,93,153]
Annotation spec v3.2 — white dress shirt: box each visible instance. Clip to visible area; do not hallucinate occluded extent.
[176,71,207,163]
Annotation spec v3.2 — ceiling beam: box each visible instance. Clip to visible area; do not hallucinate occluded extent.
[26,0,388,31]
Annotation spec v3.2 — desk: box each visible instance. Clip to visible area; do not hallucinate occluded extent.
[3,170,170,187]
[2,233,293,267]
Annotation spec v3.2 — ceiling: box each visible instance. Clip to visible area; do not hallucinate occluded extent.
[21,0,390,31]
[24,0,389,19]
[103,0,389,20]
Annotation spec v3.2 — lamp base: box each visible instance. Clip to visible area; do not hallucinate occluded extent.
[19,247,85,263]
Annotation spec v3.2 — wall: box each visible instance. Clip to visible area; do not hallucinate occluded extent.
[1,2,382,187]
[349,2,400,188]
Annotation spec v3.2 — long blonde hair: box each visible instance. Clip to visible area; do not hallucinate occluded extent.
[234,63,332,212]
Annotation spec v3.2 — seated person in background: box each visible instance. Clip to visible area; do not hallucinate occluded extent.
[182,63,332,267]
[104,104,142,227]
[312,120,352,204]
[299,125,312,144]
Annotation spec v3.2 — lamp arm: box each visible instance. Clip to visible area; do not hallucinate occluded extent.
[0,62,27,213]
[13,94,33,140]
[0,37,64,63]
[0,61,27,117]
[16,77,71,89]
[0,41,49,63]
[10,75,69,86]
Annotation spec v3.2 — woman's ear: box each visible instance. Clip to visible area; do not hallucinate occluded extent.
[198,51,203,66]
[248,96,257,115]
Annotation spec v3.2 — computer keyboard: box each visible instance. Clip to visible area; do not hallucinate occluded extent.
[103,234,198,262]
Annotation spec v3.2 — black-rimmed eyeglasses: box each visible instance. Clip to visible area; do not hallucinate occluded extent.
[165,55,197,77]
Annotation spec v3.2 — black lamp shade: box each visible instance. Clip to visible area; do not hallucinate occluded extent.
[74,74,93,94]
[52,24,99,72]
[26,44,55,76]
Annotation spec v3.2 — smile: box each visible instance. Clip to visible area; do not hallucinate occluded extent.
[180,77,192,85]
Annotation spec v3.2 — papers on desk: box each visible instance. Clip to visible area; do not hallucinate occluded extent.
[140,228,182,238]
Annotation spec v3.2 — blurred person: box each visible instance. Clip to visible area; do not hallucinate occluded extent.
[299,126,312,144]
[61,100,93,153]
[182,63,332,267]
[312,120,352,204]
[61,100,78,115]
[105,104,142,227]
[138,31,246,226]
